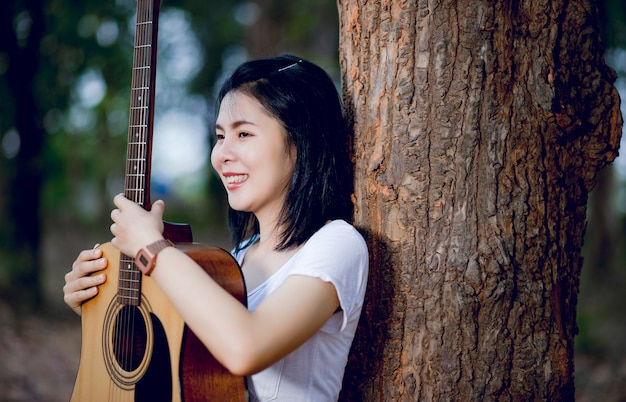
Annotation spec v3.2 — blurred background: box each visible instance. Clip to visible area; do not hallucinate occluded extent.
[0,0,624,400]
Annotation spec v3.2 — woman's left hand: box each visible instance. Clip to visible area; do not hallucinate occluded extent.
[110,193,166,257]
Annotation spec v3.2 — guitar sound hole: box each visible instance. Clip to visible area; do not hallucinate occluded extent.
[112,305,148,372]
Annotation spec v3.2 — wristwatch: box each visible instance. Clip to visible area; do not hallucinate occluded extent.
[135,239,174,276]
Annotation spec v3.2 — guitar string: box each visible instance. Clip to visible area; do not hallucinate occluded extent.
[134,0,149,385]
[130,0,147,384]
[119,1,149,394]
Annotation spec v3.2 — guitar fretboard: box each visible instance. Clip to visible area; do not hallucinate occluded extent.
[119,0,160,306]
[125,0,157,206]
[118,255,142,304]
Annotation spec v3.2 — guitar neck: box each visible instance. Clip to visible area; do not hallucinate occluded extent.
[119,0,161,306]
[125,0,161,209]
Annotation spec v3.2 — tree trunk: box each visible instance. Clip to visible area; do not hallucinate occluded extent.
[338,1,622,400]
[0,0,46,308]
[245,0,285,58]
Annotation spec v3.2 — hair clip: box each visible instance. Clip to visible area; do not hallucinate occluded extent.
[277,59,303,72]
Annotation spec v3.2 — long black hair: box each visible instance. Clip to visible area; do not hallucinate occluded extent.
[215,54,353,251]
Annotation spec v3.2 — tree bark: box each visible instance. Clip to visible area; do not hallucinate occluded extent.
[338,1,622,400]
[0,0,46,308]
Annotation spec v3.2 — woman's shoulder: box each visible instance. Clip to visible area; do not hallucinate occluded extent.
[304,220,368,256]
[314,219,364,239]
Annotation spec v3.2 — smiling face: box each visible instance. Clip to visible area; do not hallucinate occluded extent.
[211,91,296,225]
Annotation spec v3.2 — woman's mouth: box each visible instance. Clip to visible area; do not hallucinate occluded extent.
[225,174,248,185]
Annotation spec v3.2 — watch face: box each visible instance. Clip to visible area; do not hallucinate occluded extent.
[138,254,149,267]
[136,250,154,274]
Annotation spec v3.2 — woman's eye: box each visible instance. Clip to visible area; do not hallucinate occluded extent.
[239,132,251,138]
[214,133,225,141]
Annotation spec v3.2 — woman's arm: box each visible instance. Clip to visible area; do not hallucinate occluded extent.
[151,248,338,376]
[110,194,339,376]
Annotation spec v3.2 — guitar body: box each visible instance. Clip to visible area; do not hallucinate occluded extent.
[71,241,248,402]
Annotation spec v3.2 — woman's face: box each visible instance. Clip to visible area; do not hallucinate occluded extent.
[211,91,296,223]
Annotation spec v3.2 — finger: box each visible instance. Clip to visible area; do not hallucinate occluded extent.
[79,273,107,290]
[72,248,103,270]
[79,255,107,275]
[63,286,99,313]
[113,192,124,206]
[68,252,101,283]
[63,271,106,294]
[62,275,105,315]
[113,193,131,209]
[150,199,165,218]
[67,254,107,283]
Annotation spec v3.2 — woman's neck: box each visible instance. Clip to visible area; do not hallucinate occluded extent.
[242,216,299,291]
[255,213,287,253]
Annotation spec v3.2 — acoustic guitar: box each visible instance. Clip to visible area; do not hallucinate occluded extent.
[70,1,247,400]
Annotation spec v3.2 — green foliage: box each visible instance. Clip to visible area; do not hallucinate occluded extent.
[21,0,339,223]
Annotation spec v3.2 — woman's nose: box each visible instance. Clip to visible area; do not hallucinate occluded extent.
[212,136,235,164]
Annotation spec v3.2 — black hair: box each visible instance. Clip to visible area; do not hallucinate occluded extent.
[215,54,353,252]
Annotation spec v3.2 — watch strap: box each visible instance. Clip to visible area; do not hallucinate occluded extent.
[135,239,174,276]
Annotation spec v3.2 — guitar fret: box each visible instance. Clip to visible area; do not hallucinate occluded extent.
[119,284,140,288]
[119,272,141,278]
[116,294,140,306]
[118,281,139,285]
[119,286,140,292]
[117,294,139,300]
[131,80,150,87]
[118,288,139,293]
[131,76,151,87]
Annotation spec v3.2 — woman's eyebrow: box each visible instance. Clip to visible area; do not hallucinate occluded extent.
[215,120,255,131]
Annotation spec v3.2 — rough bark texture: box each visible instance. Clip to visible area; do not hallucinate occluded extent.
[338,0,622,400]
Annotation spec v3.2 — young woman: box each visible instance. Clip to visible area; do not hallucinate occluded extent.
[63,54,369,401]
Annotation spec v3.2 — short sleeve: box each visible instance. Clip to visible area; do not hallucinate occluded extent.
[287,220,369,332]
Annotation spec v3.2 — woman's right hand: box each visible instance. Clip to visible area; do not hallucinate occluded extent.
[63,247,108,316]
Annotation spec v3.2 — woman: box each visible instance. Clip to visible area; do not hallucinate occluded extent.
[63,54,368,401]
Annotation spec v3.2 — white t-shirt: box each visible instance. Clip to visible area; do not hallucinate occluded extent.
[233,220,369,402]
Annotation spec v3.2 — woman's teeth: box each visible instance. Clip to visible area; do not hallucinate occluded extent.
[226,174,248,184]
